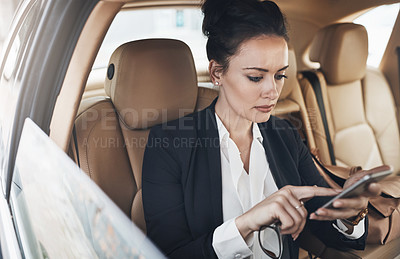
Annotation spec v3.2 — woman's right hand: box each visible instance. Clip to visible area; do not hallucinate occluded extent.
[235,185,340,240]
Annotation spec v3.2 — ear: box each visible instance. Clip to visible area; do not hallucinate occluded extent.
[208,60,224,85]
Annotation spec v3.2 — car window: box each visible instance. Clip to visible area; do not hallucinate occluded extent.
[0,0,19,54]
[0,0,41,192]
[10,118,165,258]
[353,3,400,67]
[93,8,207,72]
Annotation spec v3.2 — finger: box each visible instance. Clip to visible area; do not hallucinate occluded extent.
[293,210,307,241]
[291,205,307,240]
[332,197,368,210]
[272,204,295,232]
[277,199,306,235]
[279,188,308,212]
[364,183,381,197]
[290,185,341,201]
[278,189,308,221]
[310,207,360,221]
[280,207,304,235]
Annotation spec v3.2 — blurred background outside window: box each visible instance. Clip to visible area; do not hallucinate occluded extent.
[93,8,207,72]
[354,3,400,67]
[0,0,19,62]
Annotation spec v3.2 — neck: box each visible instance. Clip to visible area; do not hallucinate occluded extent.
[215,96,253,140]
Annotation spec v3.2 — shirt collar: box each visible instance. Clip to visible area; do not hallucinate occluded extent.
[252,121,263,144]
[215,113,263,144]
[215,113,229,144]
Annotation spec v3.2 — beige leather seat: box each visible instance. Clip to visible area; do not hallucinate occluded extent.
[195,86,219,111]
[274,48,359,259]
[298,23,400,258]
[71,39,199,232]
[274,49,316,150]
[300,23,400,174]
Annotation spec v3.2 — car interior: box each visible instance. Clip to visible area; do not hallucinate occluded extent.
[45,0,400,258]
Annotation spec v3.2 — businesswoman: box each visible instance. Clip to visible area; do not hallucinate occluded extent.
[142,0,380,258]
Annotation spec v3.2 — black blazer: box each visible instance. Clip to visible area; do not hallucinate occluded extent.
[143,99,367,259]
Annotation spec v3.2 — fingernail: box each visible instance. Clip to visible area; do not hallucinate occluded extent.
[310,213,316,219]
[335,189,342,193]
[316,209,325,215]
[292,234,298,241]
[333,201,342,207]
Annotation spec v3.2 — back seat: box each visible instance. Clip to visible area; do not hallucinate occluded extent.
[72,35,399,257]
[274,49,316,150]
[297,23,400,258]
[71,39,200,232]
[195,86,219,111]
[300,23,400,173]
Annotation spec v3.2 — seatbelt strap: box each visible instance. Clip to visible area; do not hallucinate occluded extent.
[302,71,336,165]
[72,124,80,167]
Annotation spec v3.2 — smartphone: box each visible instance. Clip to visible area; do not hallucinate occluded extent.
[319,167,392,209]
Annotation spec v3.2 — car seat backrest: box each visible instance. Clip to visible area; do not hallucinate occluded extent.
[274,49,316,149]
[309,23,368,85]
[72,39,198,232]
[195,86,219,111]
[306,23,400,172]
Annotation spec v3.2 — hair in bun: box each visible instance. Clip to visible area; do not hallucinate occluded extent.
[202,0,288,72]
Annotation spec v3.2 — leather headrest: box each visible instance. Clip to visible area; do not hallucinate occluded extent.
[279,48,297,100]
[105,39,198,129]
[309,23,368,85]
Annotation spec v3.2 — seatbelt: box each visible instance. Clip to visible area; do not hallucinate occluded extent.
[72,124,80,167]
[302,71,336,165]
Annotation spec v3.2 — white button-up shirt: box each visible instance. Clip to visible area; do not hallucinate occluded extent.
[211,114,364,259]
[212,114,279,259]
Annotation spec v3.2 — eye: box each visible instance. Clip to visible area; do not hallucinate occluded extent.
[275,74,288,80]
[247,76,263,82]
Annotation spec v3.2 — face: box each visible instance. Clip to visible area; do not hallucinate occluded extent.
[214,35,289,124]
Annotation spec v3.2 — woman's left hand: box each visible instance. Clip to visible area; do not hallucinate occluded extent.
[309,170,382,221]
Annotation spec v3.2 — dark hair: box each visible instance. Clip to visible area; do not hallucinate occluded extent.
[202,0,288,72]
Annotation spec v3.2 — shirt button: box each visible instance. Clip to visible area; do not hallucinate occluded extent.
[234,254,242,259]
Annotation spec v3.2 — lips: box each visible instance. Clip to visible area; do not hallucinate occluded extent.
[254,104,275,113]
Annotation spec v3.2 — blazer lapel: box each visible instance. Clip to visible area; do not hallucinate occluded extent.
[259,121,290,189]
[258,120,301,188]
[200,99,223,226]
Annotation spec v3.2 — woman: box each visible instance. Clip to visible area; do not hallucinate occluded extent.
[142,0,380,258]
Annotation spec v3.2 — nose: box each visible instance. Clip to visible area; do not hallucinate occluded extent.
[260,76,279,100]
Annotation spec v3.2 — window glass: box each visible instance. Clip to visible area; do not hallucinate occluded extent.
[93,8,207,71]
[0,0,41,190]
[354,4,400,67]
[11,119,164,258]
[0,0,19,54]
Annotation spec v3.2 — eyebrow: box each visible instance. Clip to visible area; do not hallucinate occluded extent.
[243,65,289,72]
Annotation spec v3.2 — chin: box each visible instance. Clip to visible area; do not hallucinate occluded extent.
[251,112,272,123]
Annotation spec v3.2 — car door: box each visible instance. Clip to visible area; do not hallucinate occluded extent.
[0,0,105,257]
[9,117,165,258]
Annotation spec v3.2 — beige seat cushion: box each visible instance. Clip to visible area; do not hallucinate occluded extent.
[305,23,400,173]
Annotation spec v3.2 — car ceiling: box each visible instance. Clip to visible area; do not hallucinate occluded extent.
[120,0,399,71]
[122,0,400,26]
